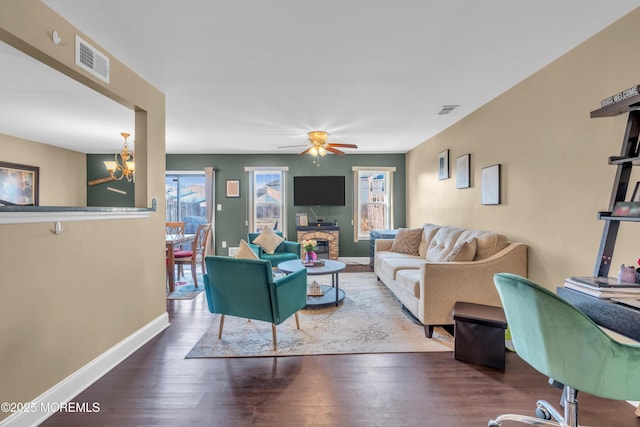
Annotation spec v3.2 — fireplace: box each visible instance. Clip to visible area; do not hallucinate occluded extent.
[296,226,339,260]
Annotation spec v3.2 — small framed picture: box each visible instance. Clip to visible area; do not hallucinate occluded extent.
[225,179,240,198]
[481,164,501,205]
[296,213,308,227]
[0,161,39,206]
[456,154,470,189]
[438,149,449,180]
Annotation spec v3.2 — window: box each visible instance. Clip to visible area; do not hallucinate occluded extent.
[245,167,288,232]
[165,172,207,234]
[353,167,395,241]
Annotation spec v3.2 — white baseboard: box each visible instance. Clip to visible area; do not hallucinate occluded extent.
[0,312,170,427]
[338,256,370,265]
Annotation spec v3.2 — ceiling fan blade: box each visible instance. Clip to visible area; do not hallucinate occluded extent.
[326,146,346,155]
[299,147,313,156]
[328,143,358,149]
[278,144,309,148]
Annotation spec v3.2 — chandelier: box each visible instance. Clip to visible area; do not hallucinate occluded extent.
[104,132,135,182]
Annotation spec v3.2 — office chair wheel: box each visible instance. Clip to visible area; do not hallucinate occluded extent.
[535,404,552,420]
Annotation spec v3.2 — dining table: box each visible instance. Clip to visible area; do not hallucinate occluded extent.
[166,233,195,292]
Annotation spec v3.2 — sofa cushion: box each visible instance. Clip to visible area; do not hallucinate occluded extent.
[425,226,467,262]
[443,238,477,262]
[235,239,259,260]
[418,223,441,258]
[380,256,425,280]
[457,229,508,260]
[390,228,423,256]
[396,269,422,298]
[252,226,284,255]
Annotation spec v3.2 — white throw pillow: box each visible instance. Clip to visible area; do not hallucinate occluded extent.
[251,226,284,255]
[234,239,259,260]
[442,238,477,262]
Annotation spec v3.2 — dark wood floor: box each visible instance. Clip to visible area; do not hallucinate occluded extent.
[43,265,640,426]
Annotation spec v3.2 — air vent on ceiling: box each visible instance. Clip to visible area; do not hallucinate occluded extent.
[438,105,459,115]
[75,35,110,83]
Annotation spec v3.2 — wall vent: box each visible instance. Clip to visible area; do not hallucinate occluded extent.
[75,35,110,83]
[438,105,459,115]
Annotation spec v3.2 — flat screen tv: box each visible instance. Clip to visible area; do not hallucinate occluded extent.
[293,176,345,206]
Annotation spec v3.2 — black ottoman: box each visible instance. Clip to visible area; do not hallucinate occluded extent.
[452,301,507,370]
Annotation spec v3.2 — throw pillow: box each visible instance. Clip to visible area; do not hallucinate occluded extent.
[443,238,477,262]
[251,225,284,255]
[425,226,466,262]
[389,228,422,256]
[234,239,259,260]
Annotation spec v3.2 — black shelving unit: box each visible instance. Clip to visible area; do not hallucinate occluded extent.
[591,94,640,277]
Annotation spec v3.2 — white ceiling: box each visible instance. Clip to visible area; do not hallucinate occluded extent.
[1,1,638,155]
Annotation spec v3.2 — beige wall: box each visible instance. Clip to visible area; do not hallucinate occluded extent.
[407,8,640,289]
[0,133,86,206]
[0,1,166,418]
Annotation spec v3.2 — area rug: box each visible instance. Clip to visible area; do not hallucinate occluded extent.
[166,272,205,300]
[186,272,453,358]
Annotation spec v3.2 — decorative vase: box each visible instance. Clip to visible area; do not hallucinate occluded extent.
[618,265,636,283]
[305,251,316,263]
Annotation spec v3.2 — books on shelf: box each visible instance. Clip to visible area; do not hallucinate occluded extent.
[564,276,640,299]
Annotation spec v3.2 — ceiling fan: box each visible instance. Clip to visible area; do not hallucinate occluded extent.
[280,131,358,161]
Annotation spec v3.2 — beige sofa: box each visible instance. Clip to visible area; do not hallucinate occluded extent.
[374,224,528,337]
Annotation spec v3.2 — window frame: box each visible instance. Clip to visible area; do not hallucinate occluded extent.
[244,166,288,233]
[352,166,395,241]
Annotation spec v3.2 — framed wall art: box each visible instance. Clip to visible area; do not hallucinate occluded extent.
[225,179,240,198]
[456,154,470,189]
[438,149,449,180]
[295,212,308,227]
[481,164,500,205]
[0,161,39,206]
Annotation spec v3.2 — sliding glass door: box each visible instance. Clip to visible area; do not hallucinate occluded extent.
[165,172,207,234]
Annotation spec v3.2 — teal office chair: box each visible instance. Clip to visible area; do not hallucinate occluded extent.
[247,231,301,266]
[203,255,307,350]
[489,273,640,427]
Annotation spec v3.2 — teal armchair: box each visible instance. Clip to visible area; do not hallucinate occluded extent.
[247,231,300,266]
[203,255,307,350]
[489,273,640,427]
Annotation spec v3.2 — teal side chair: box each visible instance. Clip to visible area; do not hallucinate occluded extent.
[203,255,307,350]
[247,231,301,266]
[489,273,640,427]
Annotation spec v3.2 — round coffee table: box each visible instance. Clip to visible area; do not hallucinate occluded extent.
[277,259,346,308]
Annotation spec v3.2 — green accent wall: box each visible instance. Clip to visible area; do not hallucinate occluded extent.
[88,152,405,257]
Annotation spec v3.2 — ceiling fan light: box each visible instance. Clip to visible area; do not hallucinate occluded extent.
[309,147,319,157]
[318,147,327,157]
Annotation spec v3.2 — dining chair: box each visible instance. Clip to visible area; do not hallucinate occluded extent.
[174,223,211,287]
[165,221,185,239]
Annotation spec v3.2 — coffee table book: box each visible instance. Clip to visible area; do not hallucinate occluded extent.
[568,276,640,289]
[564,277,640,299]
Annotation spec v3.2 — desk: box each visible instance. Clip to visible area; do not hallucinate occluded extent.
[166,234,195,292]
[557,287,640,342]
